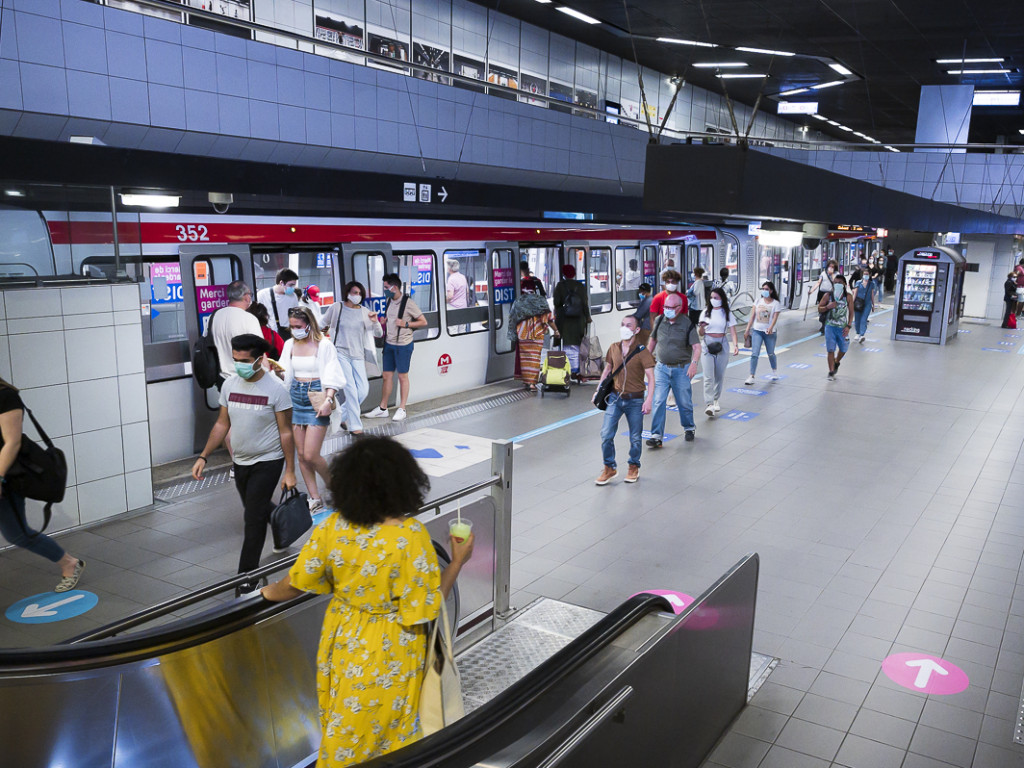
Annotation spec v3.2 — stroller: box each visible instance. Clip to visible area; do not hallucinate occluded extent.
[539,348,572,397]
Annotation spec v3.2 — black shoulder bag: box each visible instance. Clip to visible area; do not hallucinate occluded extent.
[6,405,68,532]
[593,345,645,411]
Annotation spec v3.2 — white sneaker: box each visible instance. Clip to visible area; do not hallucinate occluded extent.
[308,497,324,513]
[704,403,715,416]
[744,375,755,385]
[713,400,721,413]
[364,406,388,418]
[392,407,407,422]
[769,371,780,381]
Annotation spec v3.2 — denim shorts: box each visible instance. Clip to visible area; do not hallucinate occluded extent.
[290,379,330,427]
[382,341,414,374]
[824,325,849,355]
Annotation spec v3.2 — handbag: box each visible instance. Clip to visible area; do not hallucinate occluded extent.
[269,487,312,550]
[593,345,645,411]
[306,388,336,413]
[706,340,724,355]
[854,297,866,311]
[419,598,464,735]
[5,403,68,533]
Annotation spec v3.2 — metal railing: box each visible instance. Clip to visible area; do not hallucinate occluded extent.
[67,439,513,643]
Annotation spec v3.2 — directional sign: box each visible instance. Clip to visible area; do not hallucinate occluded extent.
[6,590,98,624]
[881,653,969,695]
[439,186,449,203]
[788,363,811,370]
[728,387,767,396]
[720,410,758,421]
[982,347,1010,354]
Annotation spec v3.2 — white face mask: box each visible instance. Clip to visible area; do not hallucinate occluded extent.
[348,293,363,305]
[664,283,679,292]
[710,297,723,308]
[291,325,310,340]
[834,285,845,298]
[619,326,635,341]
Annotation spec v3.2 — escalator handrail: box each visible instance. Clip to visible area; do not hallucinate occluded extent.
[60,476,501,645]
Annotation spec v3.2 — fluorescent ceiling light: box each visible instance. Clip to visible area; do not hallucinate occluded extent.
[973,90,1020,106]
[657,37,717,48]
[947,68,1012,75]
[837,125,854,131]
[826,120,840,126]
[812,80,844,90]
[120,193,180,208]
[885,146,900,152]
[555,6,600,23]
[736,46,795,57]
[778,101,818,115]
[813,114,828,121]
[717,73,767,79]
[534,0,552,4]
[936,57,1004,64]
[853,131,868,138]
[829,63,853,76]
[3,189,25,197]
[757,230,803,248]
[780,87,810,96]
[1019,129,1024,135]
[694,62,747,68]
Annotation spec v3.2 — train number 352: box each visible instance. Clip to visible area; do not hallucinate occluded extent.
[175,225,211,242]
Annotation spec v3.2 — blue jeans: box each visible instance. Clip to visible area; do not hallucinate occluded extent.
[337,353,369,431]
[854,305,871,336]
[748,330,777,375]
[600,394,644,469]
[651,363,694,438]
[0,489,64,563]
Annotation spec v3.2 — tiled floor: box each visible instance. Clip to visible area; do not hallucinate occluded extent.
[3,305,1024,768]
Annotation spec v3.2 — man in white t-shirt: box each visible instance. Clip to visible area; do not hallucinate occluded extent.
[256,268,299,339]
[211,281,261,385]
[191,333,296,594]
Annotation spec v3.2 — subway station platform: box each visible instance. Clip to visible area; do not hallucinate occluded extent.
[4,303,1024,768]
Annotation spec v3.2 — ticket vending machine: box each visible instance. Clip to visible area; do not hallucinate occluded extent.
[891,246,965,344]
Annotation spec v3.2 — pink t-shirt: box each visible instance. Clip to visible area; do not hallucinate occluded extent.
[446,272,470,308]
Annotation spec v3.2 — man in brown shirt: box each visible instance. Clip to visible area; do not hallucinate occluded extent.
[594,315,655,485]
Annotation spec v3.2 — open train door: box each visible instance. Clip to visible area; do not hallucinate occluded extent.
[340,242,396,409]
[485,242,518,383]
[178,244,256,452]
[639,241,659,293]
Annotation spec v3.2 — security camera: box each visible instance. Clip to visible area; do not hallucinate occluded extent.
[208,192,233,214]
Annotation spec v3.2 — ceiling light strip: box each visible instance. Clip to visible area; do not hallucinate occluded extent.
[555,6,600,23]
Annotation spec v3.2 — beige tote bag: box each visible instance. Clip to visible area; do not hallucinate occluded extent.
[419,599,464,735]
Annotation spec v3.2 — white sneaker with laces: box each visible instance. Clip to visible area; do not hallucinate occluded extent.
[704,403,715,416]
[364,406,388,418]
[393,407,407,422]
[769,371,780,380]
[713,400,721,413]
[744,375,755,385]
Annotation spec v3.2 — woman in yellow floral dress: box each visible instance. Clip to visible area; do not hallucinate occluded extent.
[262,436,474,767]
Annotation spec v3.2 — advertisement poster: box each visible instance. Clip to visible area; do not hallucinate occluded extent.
[574,88,598,118]
[487,64,519,101]
[413,43,450,84]
[520,73,547,107]
[453,54,485,92]
[549,81,573,114]
[368,32,409,72]
[185,0,250,20]
[197,285,230,334]
[492,267,514,304]
[314,13,364,49]
[151,263,183,305]
[412,254,433,286]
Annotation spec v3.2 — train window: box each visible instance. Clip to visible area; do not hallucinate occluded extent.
[614,246,641,309]
[395,250,441,341]
[641,244,658,292]
[254,250,339,329]
[587,247,612,314]
[658,243,681,278]
[521,246,560,296]
[442,249,489,336]
[145,260,187,344]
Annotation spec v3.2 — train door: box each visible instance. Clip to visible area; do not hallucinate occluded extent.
[178,244,256,451]
[341,243,394,408]
[639,242,658,292]
[658,242,681,279]
[485,242,518,382]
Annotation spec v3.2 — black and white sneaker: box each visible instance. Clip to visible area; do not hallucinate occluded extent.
[827,371,836,381]
[684,430,695,442]
[834,360,841,372]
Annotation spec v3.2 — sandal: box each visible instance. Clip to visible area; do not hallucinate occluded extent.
[55,559,85,593]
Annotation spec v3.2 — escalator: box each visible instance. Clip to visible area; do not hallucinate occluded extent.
[0,553,761,768]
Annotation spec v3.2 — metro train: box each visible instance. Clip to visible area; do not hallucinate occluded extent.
[2,210,758,461]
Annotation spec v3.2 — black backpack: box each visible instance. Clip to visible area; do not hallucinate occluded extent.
[6,404,68,532]
[561,285,584,318]
[192,308,221,389]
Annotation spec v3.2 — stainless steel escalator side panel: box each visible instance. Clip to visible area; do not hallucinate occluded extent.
[468,553,760,768]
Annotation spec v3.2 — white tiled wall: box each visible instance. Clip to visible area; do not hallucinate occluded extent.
[0,284,153,533]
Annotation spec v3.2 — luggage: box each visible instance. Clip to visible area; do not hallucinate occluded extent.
[579,326,604,380]
[539,349,572,397]
[270,487,312,550]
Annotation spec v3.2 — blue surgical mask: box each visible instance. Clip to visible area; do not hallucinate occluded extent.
[284,285,295,296]
[234,358,260,379]
[664,308,678,320]
[834,285,844,298]
[761,289,771,298]
[292,325,309,340]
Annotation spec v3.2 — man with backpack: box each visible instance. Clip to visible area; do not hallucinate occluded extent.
[211,281,261,387]
[553,264,590,382]
[364,274,427,422]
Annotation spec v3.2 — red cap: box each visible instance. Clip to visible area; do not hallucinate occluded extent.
[306,285,320,302]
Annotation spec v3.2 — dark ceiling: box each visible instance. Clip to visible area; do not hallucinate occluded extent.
[479,0,1024,147]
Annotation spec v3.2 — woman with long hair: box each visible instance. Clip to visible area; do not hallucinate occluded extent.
[744,281,782,384]
[321,281,382,435]
[0,380,84,591]
[275,306,346,511]
[698,287,739,416]
[262,437,473,767]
